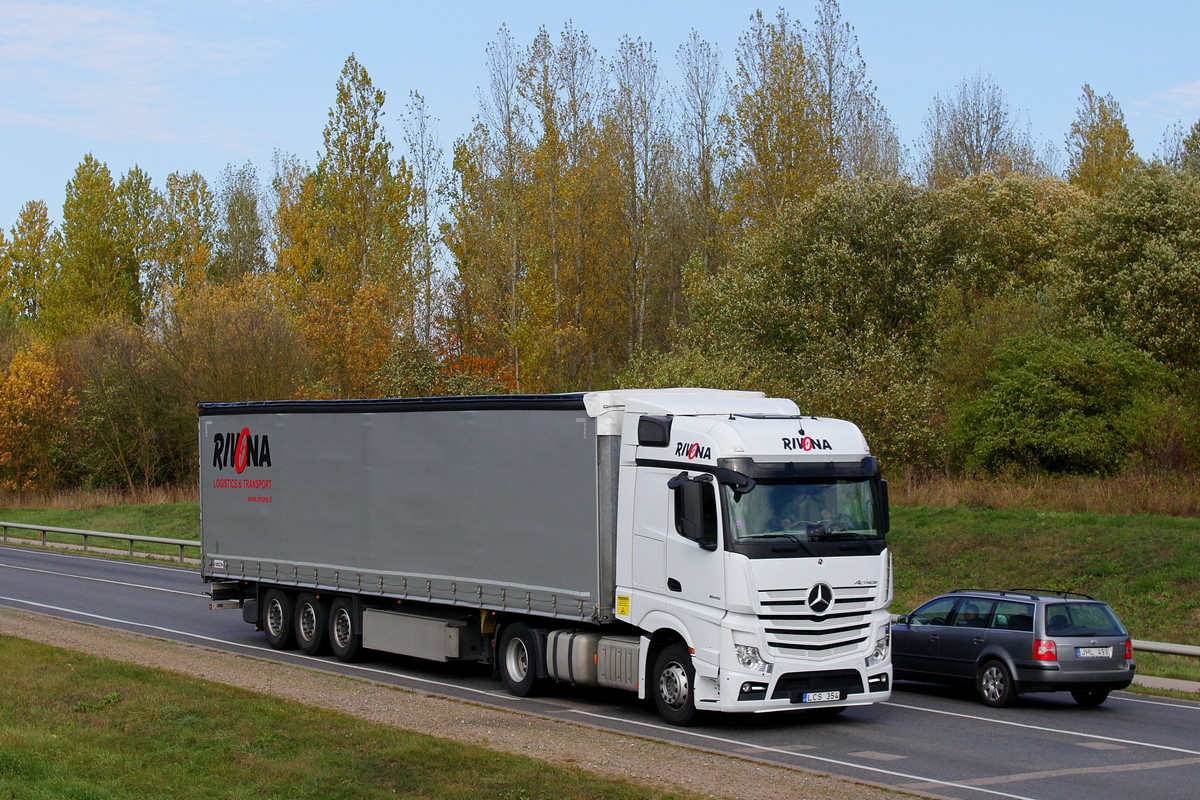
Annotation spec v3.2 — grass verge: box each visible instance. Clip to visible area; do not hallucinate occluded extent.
[0,634,698,800]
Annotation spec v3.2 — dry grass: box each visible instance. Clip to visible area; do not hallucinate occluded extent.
[0,485,198,510]
[7,471,1200,518]
[891,470,1200,517]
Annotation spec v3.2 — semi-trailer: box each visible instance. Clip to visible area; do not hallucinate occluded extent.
[200,388,892,724]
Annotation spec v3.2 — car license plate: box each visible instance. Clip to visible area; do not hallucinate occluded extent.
[1076,646,1112,658]
[802,691,842,703]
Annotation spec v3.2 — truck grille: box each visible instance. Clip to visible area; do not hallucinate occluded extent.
[757,585,877,660]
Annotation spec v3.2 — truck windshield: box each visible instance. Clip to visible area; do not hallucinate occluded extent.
[724,479,883,546]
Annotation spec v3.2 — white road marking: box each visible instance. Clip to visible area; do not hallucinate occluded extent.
[0,562,206,597]
[883,700,1200,756]
[566,708,1044,800]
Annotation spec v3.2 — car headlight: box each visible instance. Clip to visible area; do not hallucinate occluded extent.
[735,644,771,673]
[866,628,890,667]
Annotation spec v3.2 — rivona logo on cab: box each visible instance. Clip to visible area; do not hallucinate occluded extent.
[212,427,272,474]
[675,441,712,460]
[782,436,832,451]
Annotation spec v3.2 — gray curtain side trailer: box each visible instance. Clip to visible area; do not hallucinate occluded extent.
[200,395,633,692]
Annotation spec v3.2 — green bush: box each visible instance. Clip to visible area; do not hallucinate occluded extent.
[949,333,1171,474]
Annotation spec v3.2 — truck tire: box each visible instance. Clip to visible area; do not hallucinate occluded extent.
[977,659,1017,708]
[328,597,362,662]
[295,593,328,655]
[263,589,295,650]
[499,623,542,697]
[653,643,698,726]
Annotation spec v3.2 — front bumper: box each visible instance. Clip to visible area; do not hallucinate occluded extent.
[700,662,891,713]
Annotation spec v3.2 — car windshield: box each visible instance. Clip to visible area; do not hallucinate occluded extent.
[1044,602,1126,637]
[724,478,882,545]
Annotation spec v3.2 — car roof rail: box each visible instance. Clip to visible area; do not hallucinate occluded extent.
[949,588,1030,599]
[1006,588,1096,600]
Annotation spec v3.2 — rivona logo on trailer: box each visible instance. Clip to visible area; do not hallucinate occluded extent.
[212,427,272,473]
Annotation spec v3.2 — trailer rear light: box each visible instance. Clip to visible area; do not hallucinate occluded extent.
[1034,639,1057,661]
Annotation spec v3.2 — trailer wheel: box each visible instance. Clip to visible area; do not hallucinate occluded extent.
[328,597,361,662]
[263,589,295,650]
[652,643,697,726]
[295,593,328,655]
[499,623,542,697]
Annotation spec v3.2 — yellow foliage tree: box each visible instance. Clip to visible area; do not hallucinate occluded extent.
[0,344,78,493]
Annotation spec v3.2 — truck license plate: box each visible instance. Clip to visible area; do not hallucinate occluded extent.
[1076,646,1112,658]
[802,691,842,703]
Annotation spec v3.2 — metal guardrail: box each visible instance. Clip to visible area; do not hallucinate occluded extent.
[1133,639,1200,658]
[0,520,198,563]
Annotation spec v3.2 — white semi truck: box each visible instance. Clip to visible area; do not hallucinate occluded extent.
[200,389,892,724]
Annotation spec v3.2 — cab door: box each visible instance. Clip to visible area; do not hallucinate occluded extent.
[664,471,726,611]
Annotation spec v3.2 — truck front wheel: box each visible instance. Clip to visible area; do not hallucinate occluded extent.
[262,589,294,650]
[653,643,698,726]
[328,597,362,662]
[499,623,542,697]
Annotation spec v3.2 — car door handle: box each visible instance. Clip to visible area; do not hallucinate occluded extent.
[928,634,939,641]
[973,637,985,645]
[667,578,682,592]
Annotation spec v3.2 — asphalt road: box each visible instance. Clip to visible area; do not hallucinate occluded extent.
[2,544,1198,800]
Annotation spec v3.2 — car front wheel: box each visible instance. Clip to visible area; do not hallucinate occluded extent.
[977,659,1017,707]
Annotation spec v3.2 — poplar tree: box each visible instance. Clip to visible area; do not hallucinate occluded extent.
[50,154,141,336]
[3,201,58,324]
[726,8,831,222]
[1065,84,1141,196]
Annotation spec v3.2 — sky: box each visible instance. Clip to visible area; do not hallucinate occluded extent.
[1,0,1198,228]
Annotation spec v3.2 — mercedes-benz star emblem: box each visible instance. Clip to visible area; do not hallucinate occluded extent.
[807,582,834,615]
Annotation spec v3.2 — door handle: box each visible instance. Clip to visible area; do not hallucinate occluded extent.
[667,578,682,592]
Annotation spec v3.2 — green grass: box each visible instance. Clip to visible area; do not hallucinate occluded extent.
[0,503,200,540]
[0,635,698,800]
[889,506,1200,681]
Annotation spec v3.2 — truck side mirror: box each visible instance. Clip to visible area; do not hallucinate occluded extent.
[670,473,718,551]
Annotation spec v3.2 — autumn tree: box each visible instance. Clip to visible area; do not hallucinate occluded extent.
[1184,120,1200,177]
[0,343,78,493]
[47,154,141,336]
[72,320,191,490]
[725,8,832,223]
[273,54,416,397]
[918,72,1049,187]
[675,30,728,274]
[2,201,59,324]
[444,27,529,390]
[402,91,447,344]
[807,0,902,180]
[212,162,268,284]
[1065,84,1141,196]
[114,167,163,321]
[611,34,673,356]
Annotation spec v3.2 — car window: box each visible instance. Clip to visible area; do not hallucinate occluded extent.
[951,599,995,628]
[989,601,1035,632]
[1045,602,1126,637]
[908,596,957,626]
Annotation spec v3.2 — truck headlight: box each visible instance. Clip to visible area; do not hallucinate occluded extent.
[866,628,889,667]
[735,644,771,673]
